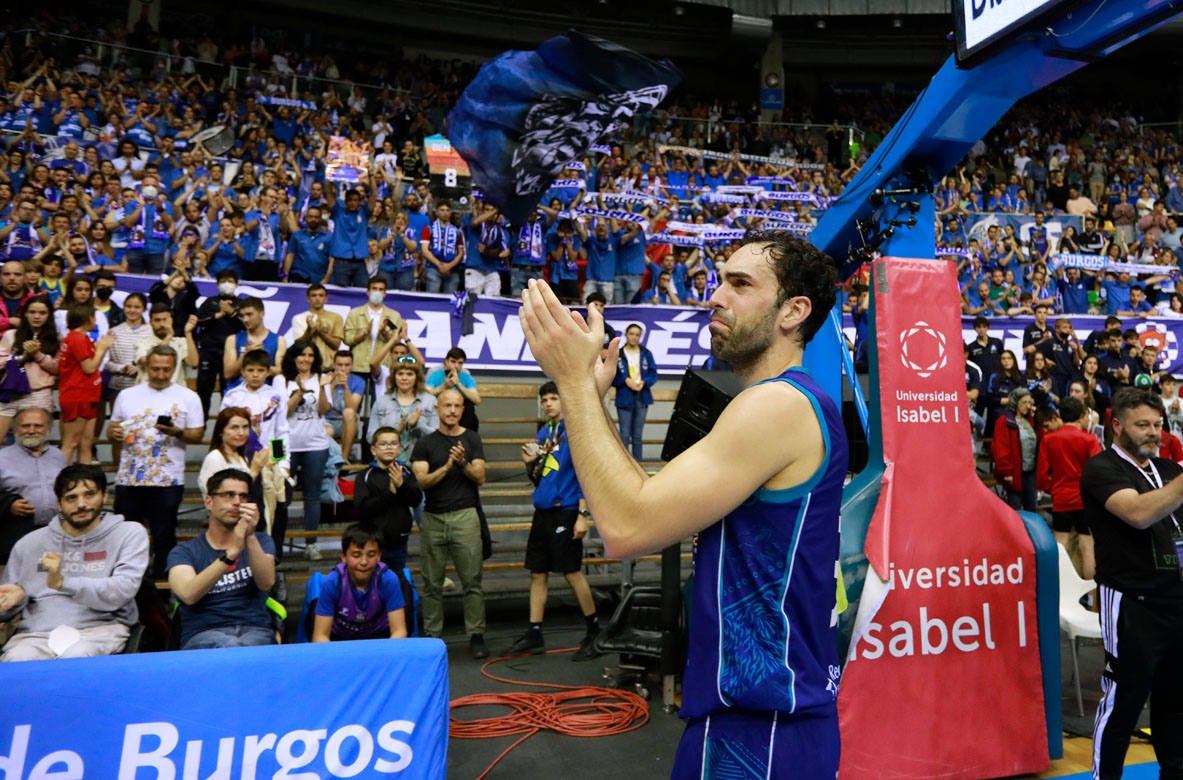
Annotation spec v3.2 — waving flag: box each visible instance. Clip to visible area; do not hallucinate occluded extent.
[447,31,681,224]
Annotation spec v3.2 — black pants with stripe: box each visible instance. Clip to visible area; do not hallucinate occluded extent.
[1093,585,1183,780]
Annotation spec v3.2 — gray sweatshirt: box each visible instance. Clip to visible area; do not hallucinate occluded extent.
[0,513,149,632]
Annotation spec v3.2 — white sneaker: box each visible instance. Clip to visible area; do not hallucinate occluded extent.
[306,544,322,561]
[443,576,457,591]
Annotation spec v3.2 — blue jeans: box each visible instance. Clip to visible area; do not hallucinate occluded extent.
[330,257,369,288]
[291,448,328,537]
[584,278,614,303]
[511,266,543,297]
[615,274,643,305]
[182,625,276,650]
[424,264,460,294]
[384,268,417,292]
[617,403,648,460]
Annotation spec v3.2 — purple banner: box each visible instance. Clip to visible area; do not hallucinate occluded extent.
[115,275,713,375]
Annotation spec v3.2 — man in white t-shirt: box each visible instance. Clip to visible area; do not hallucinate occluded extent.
[108,344,205,578]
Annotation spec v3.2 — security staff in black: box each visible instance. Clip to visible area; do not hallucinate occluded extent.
[1080,387,1183,780]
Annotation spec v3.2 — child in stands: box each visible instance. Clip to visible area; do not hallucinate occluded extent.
[311,524,407,641]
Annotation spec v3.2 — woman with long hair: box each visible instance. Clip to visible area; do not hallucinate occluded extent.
[53,274,107,341]
[1025,350,1059,408]
[0,295,59,441]
[1067,379,1102,432]
[1076,353,1112,414]
[279,340,331,559]
[985,349,1025,433]
[2,148,28,190]
[1156,291,1183,318]
[198,406,270,499]
[369,356,437,464]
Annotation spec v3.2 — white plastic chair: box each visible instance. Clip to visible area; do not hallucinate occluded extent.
[1058,542,1102,716]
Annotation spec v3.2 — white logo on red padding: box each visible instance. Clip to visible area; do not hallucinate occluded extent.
[899,322,947,379]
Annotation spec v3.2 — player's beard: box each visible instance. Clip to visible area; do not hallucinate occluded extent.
[710,307,777,370]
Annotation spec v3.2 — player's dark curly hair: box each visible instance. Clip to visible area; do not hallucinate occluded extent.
[741,230,839,347]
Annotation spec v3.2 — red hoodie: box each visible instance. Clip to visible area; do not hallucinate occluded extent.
[1036,424,1102,512]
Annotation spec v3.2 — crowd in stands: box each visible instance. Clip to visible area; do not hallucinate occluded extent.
[1,9,1182,658]
[964,305,1183,553]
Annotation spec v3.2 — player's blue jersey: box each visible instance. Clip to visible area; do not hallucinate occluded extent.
[681,367,847,719]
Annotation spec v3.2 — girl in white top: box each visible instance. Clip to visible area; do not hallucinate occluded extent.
[0,295,59,442]
[105,292,149,394]
[198,406,270,499]
[277,341,332,558]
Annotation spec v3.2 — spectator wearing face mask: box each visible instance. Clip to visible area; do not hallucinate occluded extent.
[193,269,244,417]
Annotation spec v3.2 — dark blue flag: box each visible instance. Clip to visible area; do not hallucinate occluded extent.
[447,31,681,225]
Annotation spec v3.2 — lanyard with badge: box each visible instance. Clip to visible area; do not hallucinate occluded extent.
[1113,444,1183,579]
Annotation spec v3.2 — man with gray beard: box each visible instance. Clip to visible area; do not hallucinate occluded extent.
[0,408,67,563]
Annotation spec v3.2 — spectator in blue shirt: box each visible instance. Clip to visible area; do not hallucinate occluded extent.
[463,202,507,297]
[283,205,332,284]
[202,217,246,277]
[579,218,619,304]
[615,219,648,305]
[1121,285,1154,318]
[546,218,584,304]
[1057,266,1093,314]
[378,210,421,292]
[510,211,548,297]
[242,187,286,282]
[117,175,173,274]
[1101,270,1133,316]
[326,178,377,289]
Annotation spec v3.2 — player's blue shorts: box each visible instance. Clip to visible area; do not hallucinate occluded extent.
[670,709,839,779]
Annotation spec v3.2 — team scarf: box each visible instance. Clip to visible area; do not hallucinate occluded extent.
[698,192,748,205]
[649,231,705,248]
[599,191,665,207]
[574,206,642,223]
[128,202,170,248]
[480,221,506,254]
[399,227,418,270]
[758,191,819,203]
[256,213,277,260]
[716,185,765,195]
[430,219,460,261]
[746,176,797,188]
[517,220,545,262]
[699,228,747,242]
[731,208,800,221]
[479,221,511,269]
[4,223,41,257]
[662,221,716,233]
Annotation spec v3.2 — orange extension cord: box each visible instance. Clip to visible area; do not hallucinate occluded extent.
[450,645,652,780]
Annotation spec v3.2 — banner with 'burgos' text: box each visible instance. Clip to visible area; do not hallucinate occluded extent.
[837,258,1048,779]
[0,640,448,779]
